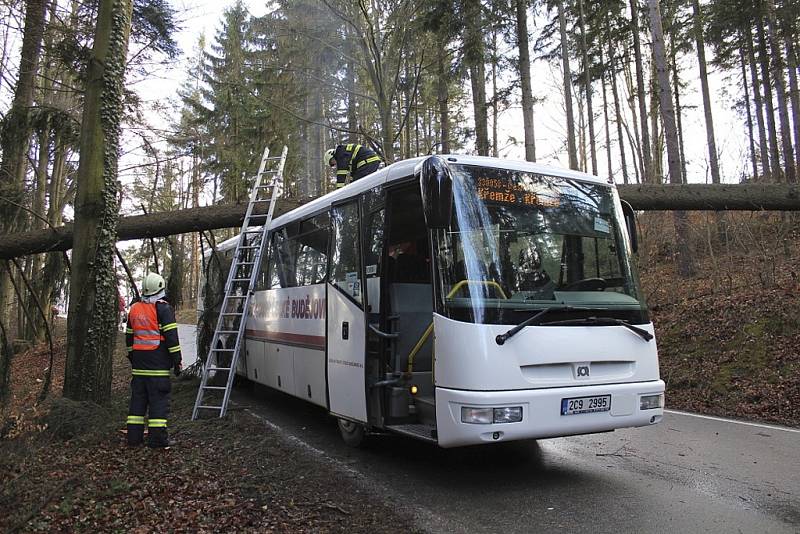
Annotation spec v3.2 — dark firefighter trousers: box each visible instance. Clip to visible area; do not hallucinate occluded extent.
[127,375,171,447]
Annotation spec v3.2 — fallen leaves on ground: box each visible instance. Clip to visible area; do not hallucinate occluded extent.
[0,381,414,533]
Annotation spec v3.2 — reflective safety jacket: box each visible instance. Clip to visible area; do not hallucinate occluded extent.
[332,144,382,186]
[125,299,182,376]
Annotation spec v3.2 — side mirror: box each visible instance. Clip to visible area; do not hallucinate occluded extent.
[620,200,638,253]
[417,156,453,229]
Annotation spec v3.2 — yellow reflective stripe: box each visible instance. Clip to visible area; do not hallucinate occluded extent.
[132,369,170,377]
[345,143,354,151]
[148,419,167,428]
[336,170,349,176]
[126,347,133,352]
[161,323,178,332]
[125,328,133,334]
[349,145,361,169]
[168,346,181,353]
[127,415,145,425]
[355,155,381,169]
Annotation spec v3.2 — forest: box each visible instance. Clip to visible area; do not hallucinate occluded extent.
[0,0,797,408]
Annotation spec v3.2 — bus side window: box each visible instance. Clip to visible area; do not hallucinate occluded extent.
[329,201,363,305]
[259,235,282,290]
[364,209,384,279]
[295,213,330,286]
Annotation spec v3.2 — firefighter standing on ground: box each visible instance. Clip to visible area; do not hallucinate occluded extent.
[325,143,382,188]
[125,272,182,448]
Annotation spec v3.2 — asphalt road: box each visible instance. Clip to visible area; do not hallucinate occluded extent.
[229,383,800,534]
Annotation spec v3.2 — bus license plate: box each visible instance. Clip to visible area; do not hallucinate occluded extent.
[561,395,611,415]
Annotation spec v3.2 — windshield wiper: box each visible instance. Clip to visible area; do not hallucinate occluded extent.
[495,306,591,346]
[539,317,653,342]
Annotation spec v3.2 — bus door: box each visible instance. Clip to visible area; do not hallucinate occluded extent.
[362,188,387,428]
[382,185,436,429]
[327,199,368,422]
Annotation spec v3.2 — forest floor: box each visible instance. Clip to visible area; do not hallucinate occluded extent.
[0,331,416,532]
[1,223,799,531]
[639,214,800,427]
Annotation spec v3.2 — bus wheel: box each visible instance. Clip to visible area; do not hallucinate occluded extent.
[337,418,367,447]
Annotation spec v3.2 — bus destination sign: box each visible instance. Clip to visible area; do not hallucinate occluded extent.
[476,176,560,207]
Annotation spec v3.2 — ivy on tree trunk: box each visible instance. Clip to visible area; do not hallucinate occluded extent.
[63,0,132,402]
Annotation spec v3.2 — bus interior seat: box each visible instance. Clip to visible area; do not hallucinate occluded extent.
[389,283,433,373]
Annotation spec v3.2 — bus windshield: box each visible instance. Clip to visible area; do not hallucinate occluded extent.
[432,164,648,325]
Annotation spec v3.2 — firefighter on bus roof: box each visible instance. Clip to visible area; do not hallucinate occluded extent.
[325,143,382,188]
[125,272,182,448]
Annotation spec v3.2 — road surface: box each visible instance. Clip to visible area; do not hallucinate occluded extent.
[230,384,800,533]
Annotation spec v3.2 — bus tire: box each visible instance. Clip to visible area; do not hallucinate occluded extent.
[337,418,367,447]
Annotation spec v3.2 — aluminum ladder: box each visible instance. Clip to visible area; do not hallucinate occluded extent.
[192,145,287,419]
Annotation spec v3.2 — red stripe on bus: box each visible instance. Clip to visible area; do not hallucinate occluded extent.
[245,329,325,350]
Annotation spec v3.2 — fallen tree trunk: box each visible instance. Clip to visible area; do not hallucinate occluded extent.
[617,183,800,210]
[0,184,798,260]
[0,199,304,260]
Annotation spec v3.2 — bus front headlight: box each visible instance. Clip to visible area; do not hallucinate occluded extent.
[461,407,493,424]
[493,406,523,423]
[640,394,664,410]
[461,406,523,424]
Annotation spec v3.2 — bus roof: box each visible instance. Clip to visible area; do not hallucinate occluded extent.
[270,154,610,229]
[208,154,610,256]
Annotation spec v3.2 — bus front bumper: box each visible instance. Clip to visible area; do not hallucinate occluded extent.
[434,380,665,448]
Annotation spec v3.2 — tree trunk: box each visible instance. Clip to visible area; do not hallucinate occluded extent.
[756,18,782,182]
[310,89,323,196]
[785,34,800,175]
[578,0,597,175]
[346,30,358,143]
[608,29,630,185]
[557,1,579,170]
[0,0,47,330]
[670,37,686,184]
[578,94,587,171]
[515,0,536,162]
[167,237,184,310]
[616,184,800,210]
[0,185,799,262]
[27,126,50,340]
[649,50,662,183]
[739,45,759,181]
[692,0,721,185]
[600,47,613,181]
[622,46,643,182]
[63,0,133,402]
[36,129,70,338]
[629,0,653,182]
[491,27,499,157]
[0,0,46,229]
[465,0,489,156]
[0,201,303,260]
[436,42,450,153]
[764,0,796,183]
[646,0,694,276]
[746,29,770,180]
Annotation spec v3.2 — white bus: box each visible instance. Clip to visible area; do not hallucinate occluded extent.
[201,155,665,448]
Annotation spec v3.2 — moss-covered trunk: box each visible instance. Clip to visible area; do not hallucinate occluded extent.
[63,0,132,402]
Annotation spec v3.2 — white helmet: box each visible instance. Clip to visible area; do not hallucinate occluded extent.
[142,272,165,297]
[324,148,336,168]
